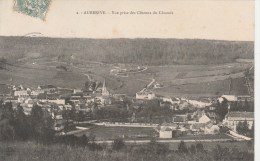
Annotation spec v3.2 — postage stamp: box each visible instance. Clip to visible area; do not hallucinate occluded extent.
[13,0,51,20]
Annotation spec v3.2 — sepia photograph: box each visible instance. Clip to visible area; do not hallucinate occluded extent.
[0,0,256,161]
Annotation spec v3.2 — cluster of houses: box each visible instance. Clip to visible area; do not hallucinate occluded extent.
[151,94,253,139]
[157,109,254,139]
[3,80,118,117]
[157,110,219,138]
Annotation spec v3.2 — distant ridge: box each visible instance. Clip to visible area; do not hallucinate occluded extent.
[0,36,254,66]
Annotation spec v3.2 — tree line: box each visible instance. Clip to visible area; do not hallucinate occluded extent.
[0,101,55,142]
[1,37,254,66]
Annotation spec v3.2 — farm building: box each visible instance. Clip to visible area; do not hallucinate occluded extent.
[218,95,237,103]
[204,123,220,134]
[198,114,211,124]
[190,123,205,134]
[73,89,83,94]
[159,127,173,138]
[186,99,212,108]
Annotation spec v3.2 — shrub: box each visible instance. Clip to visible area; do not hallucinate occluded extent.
[112,137,126,151]
[178,141,188,153]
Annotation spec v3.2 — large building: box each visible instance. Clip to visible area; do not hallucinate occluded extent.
[223,112,254,132]
[14,90,29,98]
[136,90,155,100]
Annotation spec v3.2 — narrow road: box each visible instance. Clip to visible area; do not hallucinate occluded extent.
[93,122,158,128]
[140,78,155,92]
[94,138,244,144]
[83,74,92,82]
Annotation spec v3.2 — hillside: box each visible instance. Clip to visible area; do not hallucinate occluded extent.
[0,36,254,66]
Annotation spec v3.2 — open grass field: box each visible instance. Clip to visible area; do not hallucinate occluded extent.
[0,65,88,89]
[0,140,254,161]
[154,77,249,97]
[75,126,157,140]
[230,77,249,95]
[170,134,233,140]
[167,140,253,151]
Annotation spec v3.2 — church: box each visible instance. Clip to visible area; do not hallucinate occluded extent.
[95,80,111,105]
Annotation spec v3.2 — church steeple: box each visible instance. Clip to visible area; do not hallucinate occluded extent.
[102,80,109,96]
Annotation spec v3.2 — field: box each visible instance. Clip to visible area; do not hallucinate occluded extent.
[167,140,253,151]
[169,134,232,140]
[154,77,249,97]
[0,140,254,161]
[74,126,157,140]
[73,125,235,142]
[0,58,252,97]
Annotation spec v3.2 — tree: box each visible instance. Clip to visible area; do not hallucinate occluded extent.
[189,144,196,154]
[78,134,89,147]
[0,102,15,141]
[1,102,14,121]
[13,104,31,140]
[0,119,14,141]
[216,99,228,121]
[187,114,192,121]
[0,57,7,69]
[250,122,254,138]
[213,144,230,161]
[30,105,55,142]
[78,111,85,123]
[195,142,204,152]
[85,81,89,90]
[236,121,249,135]
[112,137,125,151]
[178,141,188,153]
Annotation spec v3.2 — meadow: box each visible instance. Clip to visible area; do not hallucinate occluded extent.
[74,126,157,140]
[0,140,254,161]
[154,77,249,97]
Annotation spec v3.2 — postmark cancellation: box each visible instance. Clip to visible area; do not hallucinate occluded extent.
[13,0,51,20]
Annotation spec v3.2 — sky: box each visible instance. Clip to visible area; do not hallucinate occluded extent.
[0,0,255,41]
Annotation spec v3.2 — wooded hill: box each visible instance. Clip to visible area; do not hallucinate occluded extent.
[0,36,254,65]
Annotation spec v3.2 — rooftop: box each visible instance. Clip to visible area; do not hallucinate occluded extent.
[227,112,254,119]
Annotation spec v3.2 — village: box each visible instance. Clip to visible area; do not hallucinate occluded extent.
[0,75,254,142]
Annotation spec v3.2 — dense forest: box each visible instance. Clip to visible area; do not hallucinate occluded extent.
[0,36,254,65]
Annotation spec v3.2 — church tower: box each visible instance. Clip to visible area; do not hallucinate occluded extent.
[102,80,110,96]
